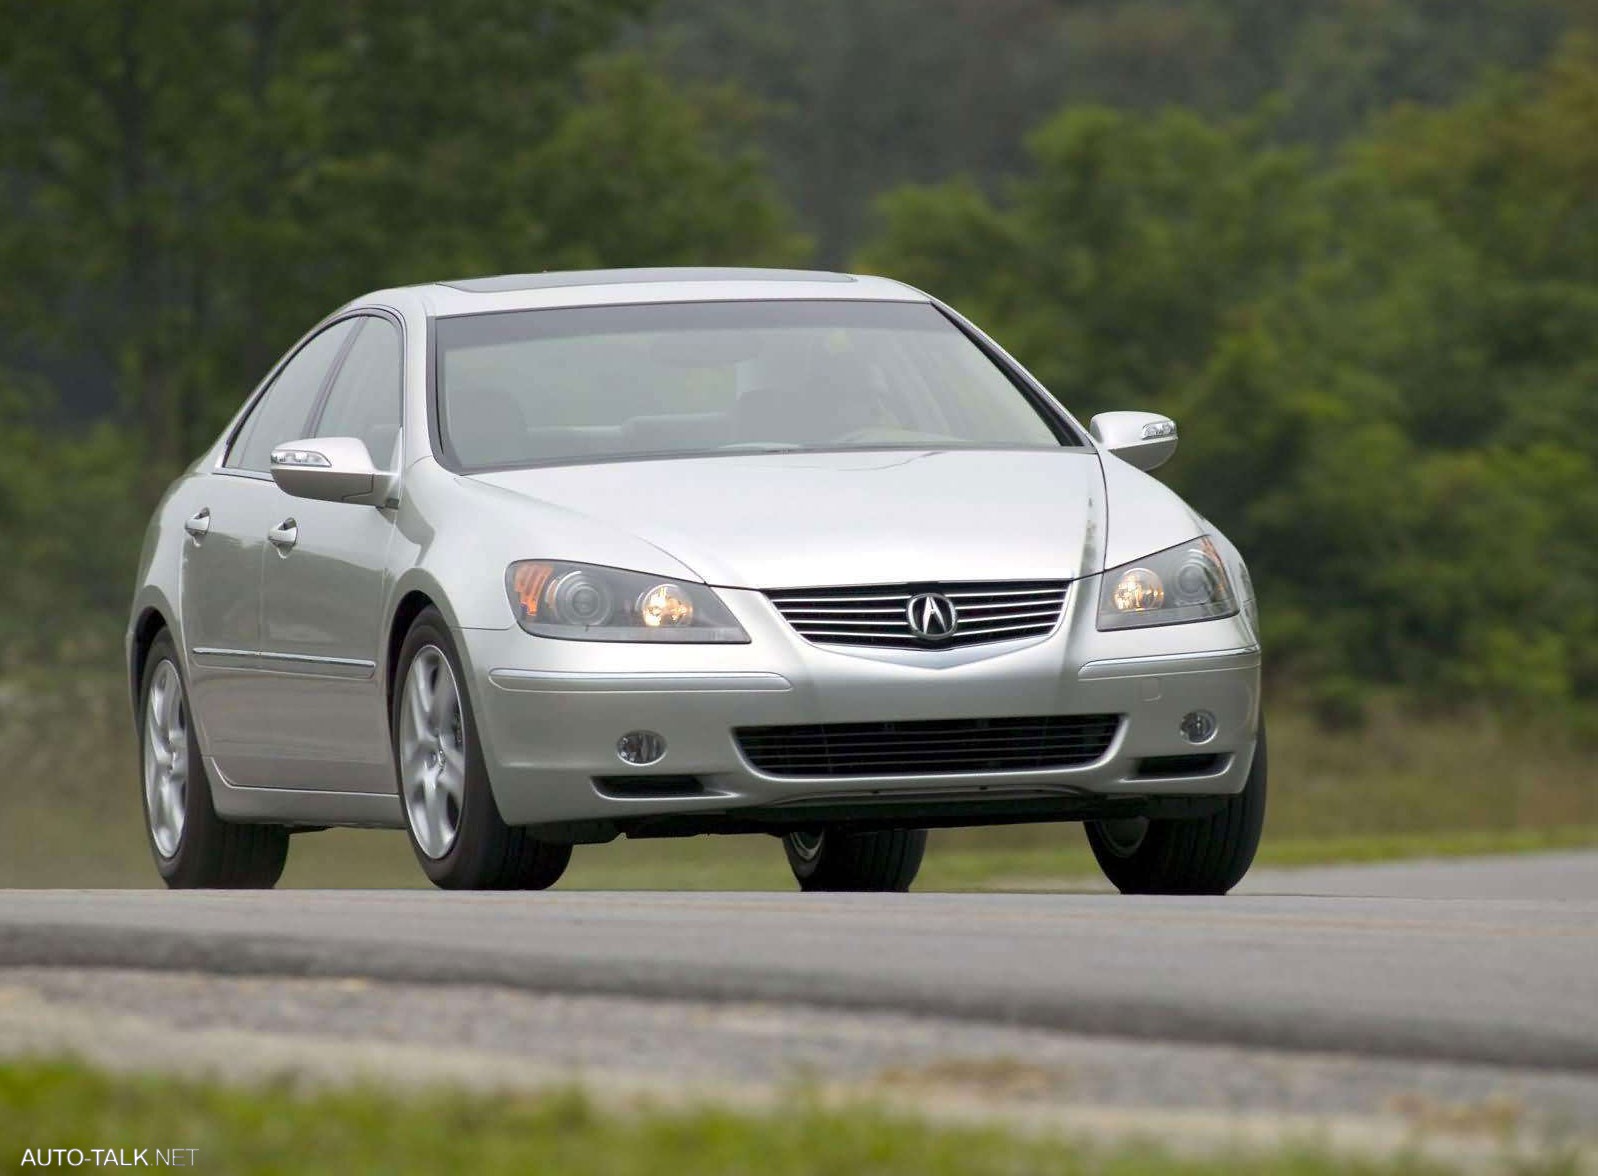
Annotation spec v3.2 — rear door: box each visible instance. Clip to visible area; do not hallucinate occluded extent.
[254,314,403,793]
[182,318,358,789]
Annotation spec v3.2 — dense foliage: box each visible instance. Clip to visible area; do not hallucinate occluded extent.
[859,41,1598,715]
[0,0,802,665]
[645,0,1591,262]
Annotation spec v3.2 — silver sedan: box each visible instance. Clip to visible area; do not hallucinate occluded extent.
[127,267,1264,893]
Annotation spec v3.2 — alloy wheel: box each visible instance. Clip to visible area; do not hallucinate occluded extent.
[143,660,189,859]
[785,831,825,862]
[1094,816,1150,858]
[399,645,467,859]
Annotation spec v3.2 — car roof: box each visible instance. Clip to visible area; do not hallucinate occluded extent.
[351,267,930,317]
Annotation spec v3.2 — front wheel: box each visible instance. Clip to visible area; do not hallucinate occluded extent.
[782,828,926,892]
[392,608,571,890]
[1086,717,1268,895]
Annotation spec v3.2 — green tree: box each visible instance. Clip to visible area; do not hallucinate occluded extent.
[0,0,802,474]
[0,381,147,668]
[644,0,1588,261]
[859,43,1598,713]
[0,0,804,664]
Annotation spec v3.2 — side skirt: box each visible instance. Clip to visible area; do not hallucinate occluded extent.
[207,757,405,829]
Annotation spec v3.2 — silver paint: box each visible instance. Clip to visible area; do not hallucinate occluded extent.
[127,268,1262,835]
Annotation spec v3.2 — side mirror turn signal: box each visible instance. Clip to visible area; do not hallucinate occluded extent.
[1088,411,1178,471]
[269,437,392,506]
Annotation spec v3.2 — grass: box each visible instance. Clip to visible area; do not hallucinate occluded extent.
[1,673,1594,890]
[0,1059,1578,1176]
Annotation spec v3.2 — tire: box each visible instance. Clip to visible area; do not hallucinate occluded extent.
[783,828,927,892]
[139,630,289,889]
[392,607,571,890]
[1086,717,1268,896]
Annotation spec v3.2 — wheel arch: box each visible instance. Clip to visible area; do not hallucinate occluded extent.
[129,604,174,719]
[386,588,441,709]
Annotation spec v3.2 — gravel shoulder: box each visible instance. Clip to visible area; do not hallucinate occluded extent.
[3,966,1594,1163]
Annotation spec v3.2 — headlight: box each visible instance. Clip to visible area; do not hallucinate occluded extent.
[506,561,749,643]
[1096,537,1238,631]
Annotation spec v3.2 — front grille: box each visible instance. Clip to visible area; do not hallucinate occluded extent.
[736,714,1121,778]
[764,580,1069,650]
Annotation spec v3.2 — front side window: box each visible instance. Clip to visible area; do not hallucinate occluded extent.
[434,300,1068,471]
[312,317,403,469]
[226,319,358,472]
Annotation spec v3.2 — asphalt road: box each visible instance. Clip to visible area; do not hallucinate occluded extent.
[1,853,1595,1076]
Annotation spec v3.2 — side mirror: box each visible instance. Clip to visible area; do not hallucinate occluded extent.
[1088,411,1178,472]
[269,437,391,505]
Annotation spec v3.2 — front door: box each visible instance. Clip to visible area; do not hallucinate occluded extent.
[179,474,279,773]
[189,317,360,789]
[253,315,403,793]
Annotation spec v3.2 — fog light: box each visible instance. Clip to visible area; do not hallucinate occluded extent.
[1179,710,1217,745]
[616,730,667,766]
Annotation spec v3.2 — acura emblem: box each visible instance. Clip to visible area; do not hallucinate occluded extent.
[906,592,958,640]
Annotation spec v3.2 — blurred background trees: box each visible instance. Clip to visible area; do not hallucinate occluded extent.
[2,0,1596,730]
[858,39,1598,717]
[0,0,801,664]
[643,0,1590,263]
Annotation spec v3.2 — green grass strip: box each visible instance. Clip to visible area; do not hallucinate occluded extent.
[1,1060,1571,1176]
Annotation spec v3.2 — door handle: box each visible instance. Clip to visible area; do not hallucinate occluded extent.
[184,509,211,542]
[267,518,298,552]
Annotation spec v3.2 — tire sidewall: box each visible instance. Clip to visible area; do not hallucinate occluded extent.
[783,827,926,892]
[1087,716,1268,895]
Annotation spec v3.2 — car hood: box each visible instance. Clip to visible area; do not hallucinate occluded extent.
[471,449,1106,588]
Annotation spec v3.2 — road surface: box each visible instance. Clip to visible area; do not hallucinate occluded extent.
[1,852,1595,1148]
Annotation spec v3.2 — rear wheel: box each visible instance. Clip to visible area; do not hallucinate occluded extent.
[1086,717,1268,895]
[782,827,926,892]
[393,608,571,890]
[140,631,288,889]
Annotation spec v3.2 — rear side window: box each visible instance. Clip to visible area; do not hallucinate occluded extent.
[311,317,403,469]
[226,320,358,472]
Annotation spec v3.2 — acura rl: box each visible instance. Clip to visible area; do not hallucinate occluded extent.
[127,268,1264,893]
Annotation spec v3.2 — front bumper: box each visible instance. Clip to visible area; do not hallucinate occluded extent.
[457,584,1261,832]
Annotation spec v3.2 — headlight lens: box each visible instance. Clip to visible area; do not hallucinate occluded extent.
[506,561,749,643]
[1097,537,1238,631]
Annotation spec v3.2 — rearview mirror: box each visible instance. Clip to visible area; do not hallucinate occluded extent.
[269,437,392,506]
[1088,411,1178,472]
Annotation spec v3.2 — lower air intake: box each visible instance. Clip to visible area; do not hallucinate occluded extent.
[735,714,1121,778]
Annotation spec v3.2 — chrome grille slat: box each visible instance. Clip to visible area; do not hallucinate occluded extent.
[766,616,912,627]
[737,714,1122,777]
[765,579,1068,650]
[948,596,1062,609]
[778,607,909,617]
[765,594,913,605]
[943,587,1068,600]
[953,609,1063,624]
[783,630,910,641]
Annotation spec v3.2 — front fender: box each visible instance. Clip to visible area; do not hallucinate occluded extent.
[390,459,703,633]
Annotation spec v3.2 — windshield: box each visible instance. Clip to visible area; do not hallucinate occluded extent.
[433,299,1069,470]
